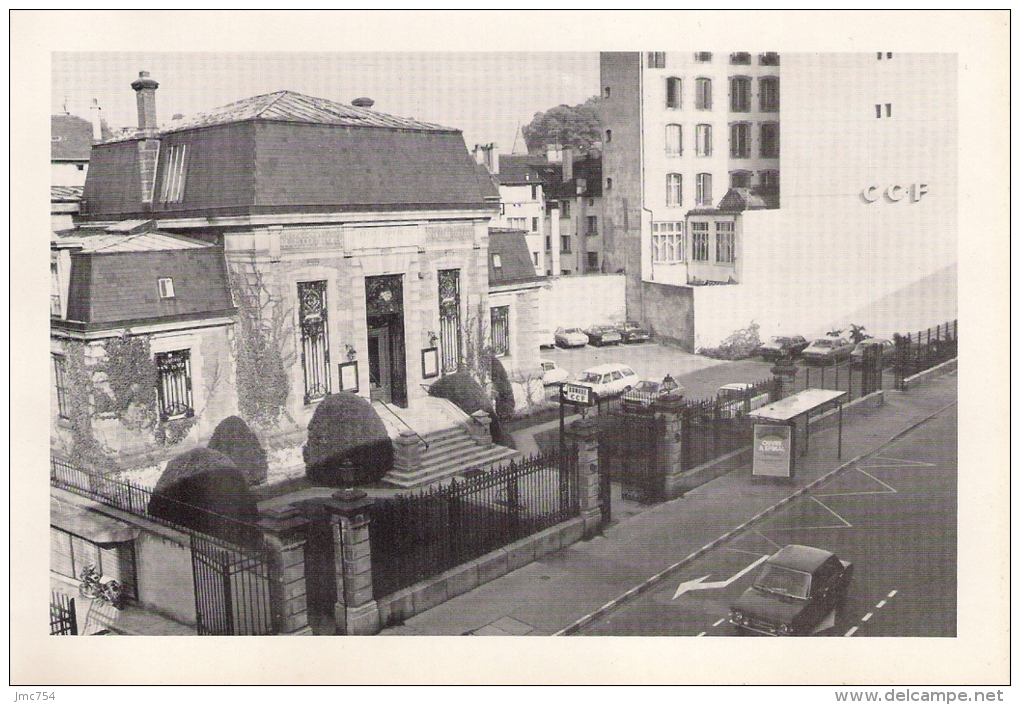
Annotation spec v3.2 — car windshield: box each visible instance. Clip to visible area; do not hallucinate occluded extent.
[579,372,602,383]
[566,328,582,334]
[634,381,658,392]
[542,363,554,371]
[769,337,789,345]
[754,565,811,599]
[813,339,835,348]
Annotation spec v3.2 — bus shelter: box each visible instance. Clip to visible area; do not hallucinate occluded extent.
[748,389,847,479]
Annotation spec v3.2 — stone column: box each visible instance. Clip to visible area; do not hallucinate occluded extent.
[770,357,798,399]
[565,418,601,538]
[260,506,312,635]
[392,429,422,474]
[326,490,380,636]
[659,401,685,500]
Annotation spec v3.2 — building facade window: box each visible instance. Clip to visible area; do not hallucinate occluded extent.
[665,77,682,109]
[730,76,751,112]
[760,52,780,66]
[490,306,510,357]
[665,123,683,156]
[298,280,330,404]
[759,77,780,112]
[760,122,780,158]
[507,217,527,230]
[50,261,61,317]
[666,173,682,207]
[695,124,713,156]
[53,354,70,419]
[604,86,611,98]
[587,252,599,272]
[158,144,188,204]
[716,221,735,263]
[561,235,571,253]
[730,123,751,158]
[647,52,666,69]
[531,216,539,232]
[605,129,612,143]
[155,349,195,421]
[730,52,752,65]
[730,170,752,188]
[586,215,598,235]
[531,185,539,201]
[695,78,713,110]
[157,277,175,299]
[695,51,713,63]
[759,170,780,191]
[691,222,710,261]
[561,201,570,218]
[695,173,713,206]
[652,221,685,263]
[606,177,613,190]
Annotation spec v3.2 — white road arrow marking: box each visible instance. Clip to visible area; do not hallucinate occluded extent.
[672,554,770,600]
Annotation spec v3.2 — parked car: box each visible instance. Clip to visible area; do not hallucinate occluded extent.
[540,359,570,386]
[585,324,622,347]
[729,544,854,636]
[574,363,638,399]
[758,335,810,361]
[537,328,556,350]
[622,375,684,408]
[616,321,652,344]
[850,338,895,367]
[801,336,856,365]
[716,383,770,419]
[554,327,589,348]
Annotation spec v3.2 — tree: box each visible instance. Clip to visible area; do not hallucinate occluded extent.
[522,96,602,154]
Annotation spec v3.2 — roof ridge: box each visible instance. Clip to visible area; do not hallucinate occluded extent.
[254,90,291,117]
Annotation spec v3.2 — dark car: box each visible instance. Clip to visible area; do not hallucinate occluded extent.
[622,375,684,408]
[758,335,810,361]
[729,545,854,636]
[616,321,652,344]
[801,336,856,365]
[585,325,623,347]
[850,338,895,367]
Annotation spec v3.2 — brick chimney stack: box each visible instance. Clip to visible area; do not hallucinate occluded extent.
[89,98,103,142]
[562,145,573,182]
[131,71,159,131]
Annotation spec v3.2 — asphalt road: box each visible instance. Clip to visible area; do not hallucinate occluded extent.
[578,401,957,637]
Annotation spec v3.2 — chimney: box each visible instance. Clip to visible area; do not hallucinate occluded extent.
[562,145,573,182]
[89,98,103,142]
[131,71,159,131]
[351,97,375,108]
[545,144,562,163]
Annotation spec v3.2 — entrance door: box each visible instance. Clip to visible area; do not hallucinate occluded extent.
[367,325,392,404]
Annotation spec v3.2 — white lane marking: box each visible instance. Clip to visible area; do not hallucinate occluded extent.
[810,497,853,527]
[862,612,873,622]
[876,600,887,609]
[673,554,771,599]
[697,631,706,637]
[845,626,859,637]
[866,456,936,467]
[713,618,726,627]
[816,468,899,497]
[888,590,898,598]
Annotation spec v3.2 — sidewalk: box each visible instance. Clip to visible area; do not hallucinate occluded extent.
[380,371,957,636]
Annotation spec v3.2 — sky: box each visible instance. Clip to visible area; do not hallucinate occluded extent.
[52,52,600,156]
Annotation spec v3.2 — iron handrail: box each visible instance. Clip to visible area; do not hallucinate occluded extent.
[376,401,429,450]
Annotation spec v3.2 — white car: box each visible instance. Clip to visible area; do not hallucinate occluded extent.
[555,327,589,348]
[717,383,770,419]
[540,359,570,386]
[537,328,556,350]
[575,363,638,399]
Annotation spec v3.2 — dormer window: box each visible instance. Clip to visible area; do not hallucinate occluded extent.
[492,254,502,269]
[158,144,188,203]
[158,277,176,299]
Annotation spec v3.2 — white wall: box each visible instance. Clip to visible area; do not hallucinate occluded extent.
[539,273,627,330]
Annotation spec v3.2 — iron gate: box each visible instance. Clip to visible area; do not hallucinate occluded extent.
[598,410,667,504]
[50,591,78,635]
[190,533,274,635]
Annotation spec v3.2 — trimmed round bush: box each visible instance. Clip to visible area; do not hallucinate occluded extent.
[148,447,263,547]
[207,416,268,486]
[303,392,394,487]
[490,356,515,421]
[427,371,508,446]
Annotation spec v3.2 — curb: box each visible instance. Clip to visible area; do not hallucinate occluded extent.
[553,398,958,636]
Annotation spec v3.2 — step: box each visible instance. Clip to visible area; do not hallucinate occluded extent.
[383,445,521,489]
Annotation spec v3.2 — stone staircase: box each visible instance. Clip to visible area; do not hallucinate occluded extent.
[374,398,519,489]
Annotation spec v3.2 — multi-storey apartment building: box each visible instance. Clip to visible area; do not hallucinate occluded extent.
[600,51,956,349]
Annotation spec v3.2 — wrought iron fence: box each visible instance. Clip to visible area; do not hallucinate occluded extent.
[893,320,958,390]
[680,377,781,471]
[787,357,882,401]
[50,591,78,635]
[369,448,579,599]
[50,457,275,635]
[597,407,668,504]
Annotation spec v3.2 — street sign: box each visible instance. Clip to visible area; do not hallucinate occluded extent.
[561,382,595,407]
[752,423,793,478]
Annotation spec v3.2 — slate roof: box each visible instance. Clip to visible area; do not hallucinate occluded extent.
[496,154,560,186]
[82,91,493,220]
[51,114,93,161]
[57,230,210,253]
[488,229,544,287]
[544,154,602,200]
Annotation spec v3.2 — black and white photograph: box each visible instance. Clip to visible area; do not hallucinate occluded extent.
[11,9,1009,689]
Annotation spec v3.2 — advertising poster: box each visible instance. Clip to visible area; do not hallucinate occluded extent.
[752,423,793,478]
